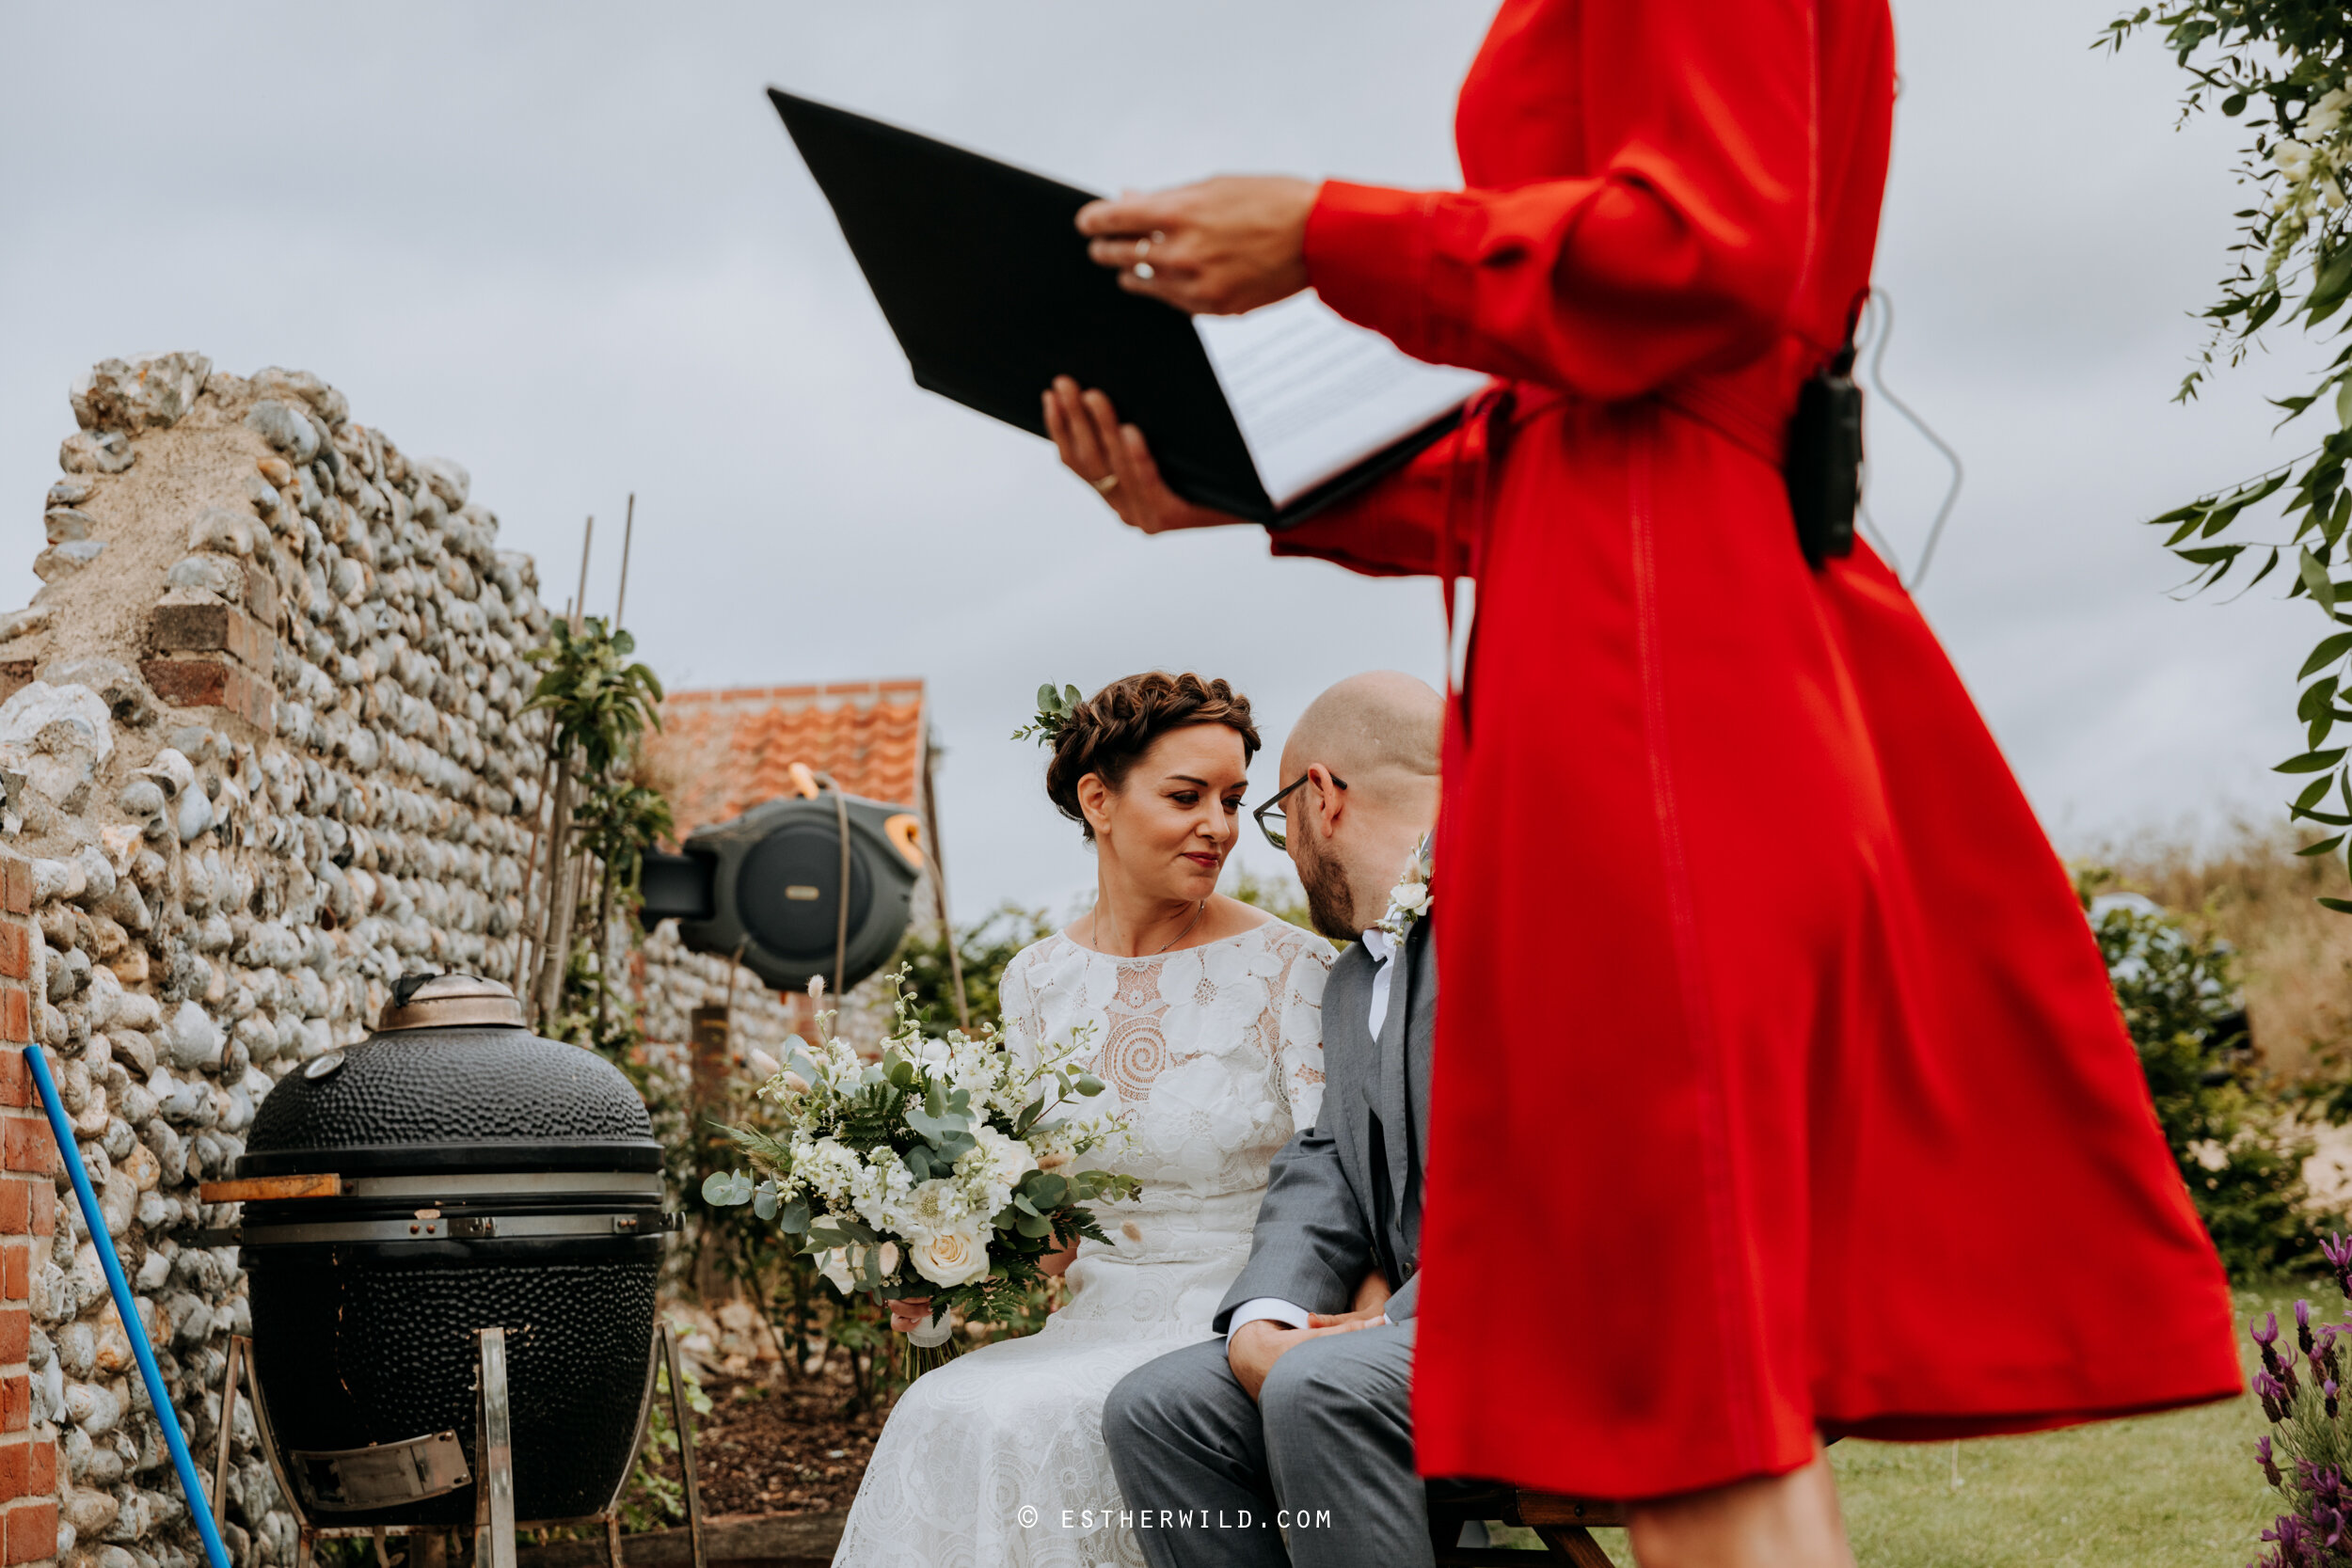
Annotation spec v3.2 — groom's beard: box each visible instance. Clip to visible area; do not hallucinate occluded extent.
[1294,833,1359,943]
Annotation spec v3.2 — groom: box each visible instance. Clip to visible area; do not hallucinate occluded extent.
[1104,670,1448,1568]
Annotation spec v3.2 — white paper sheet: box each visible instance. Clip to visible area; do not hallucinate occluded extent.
[1195,293,1487,509]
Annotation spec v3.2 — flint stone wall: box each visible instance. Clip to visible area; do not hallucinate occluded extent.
[3,354,790,1568]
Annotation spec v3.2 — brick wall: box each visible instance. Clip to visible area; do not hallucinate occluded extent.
[0,849,57,1568]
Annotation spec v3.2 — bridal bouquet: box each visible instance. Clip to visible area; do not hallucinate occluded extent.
[701,980,1140,1371]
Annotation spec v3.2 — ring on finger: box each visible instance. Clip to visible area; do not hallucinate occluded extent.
[1092,473,1120,495]
[1135,236,1151,261]
[1132,261,1154,280]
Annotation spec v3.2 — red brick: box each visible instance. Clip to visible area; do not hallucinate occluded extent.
[0,1185,26,1241]
[1,1246,27,1305]
[0,1377,29,1435]
[27,1184,51,1241]
[0,1440,27,1503]
[147,600,276,673]
[0,1123,52,1179]
[4,1497,56,1563]
[0,1058,23,1115]
[0,995,24,1051]
[138,657,274,731]
[0,864,24,920]
[25,1439,53,1497]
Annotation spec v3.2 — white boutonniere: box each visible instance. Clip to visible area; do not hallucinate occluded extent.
[1375,836,1434,939]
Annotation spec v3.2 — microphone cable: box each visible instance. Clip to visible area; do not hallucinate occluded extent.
[1851,287,1965,591]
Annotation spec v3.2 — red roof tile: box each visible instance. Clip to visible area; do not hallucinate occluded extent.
[648,678,927,840]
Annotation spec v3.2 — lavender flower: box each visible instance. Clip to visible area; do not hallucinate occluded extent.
[2258,1370,2287,1422]
[2300,1299,2316,1355]
[2324,1231,2352,1295]
[2263,1433,2286,1488]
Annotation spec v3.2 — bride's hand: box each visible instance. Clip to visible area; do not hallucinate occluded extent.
[882,1295,934,1333]
[1042,378,1247,536]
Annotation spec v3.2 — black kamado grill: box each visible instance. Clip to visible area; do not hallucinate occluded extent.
[200,974,692,1565]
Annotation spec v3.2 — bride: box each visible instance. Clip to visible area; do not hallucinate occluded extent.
[832,671,1334,1568]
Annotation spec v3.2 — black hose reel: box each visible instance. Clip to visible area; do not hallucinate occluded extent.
[639,793,924,994]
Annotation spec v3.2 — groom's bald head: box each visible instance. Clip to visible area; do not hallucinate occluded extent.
[1279,671,1442,788]
[1278,673,1442,938]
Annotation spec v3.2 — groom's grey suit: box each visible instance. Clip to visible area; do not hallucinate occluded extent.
[1103,916,1438,1568]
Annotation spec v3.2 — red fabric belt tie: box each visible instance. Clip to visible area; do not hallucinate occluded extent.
[1440,382,1521,731]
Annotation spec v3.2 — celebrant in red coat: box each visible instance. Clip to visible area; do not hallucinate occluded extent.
[1042,0,2241,1558]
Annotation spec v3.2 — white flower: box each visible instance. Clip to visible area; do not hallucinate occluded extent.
[965,1124,1035,1186]
[1391,881,1429,913]
[878,1241,901,1277]
[909,1217,992,1288]
[817,1246,859,1294]
[904,1177,972,1234]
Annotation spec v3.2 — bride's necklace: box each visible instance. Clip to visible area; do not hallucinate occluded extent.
[1092,897,1207,958]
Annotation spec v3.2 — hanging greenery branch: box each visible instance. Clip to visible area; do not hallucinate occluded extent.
[2108,5,2352,907]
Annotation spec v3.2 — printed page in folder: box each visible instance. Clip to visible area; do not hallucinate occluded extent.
[1194,293,1488,509]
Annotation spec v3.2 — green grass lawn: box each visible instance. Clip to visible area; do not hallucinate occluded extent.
[1500,1283,2317,1566]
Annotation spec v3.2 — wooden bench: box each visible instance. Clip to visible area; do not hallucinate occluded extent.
[1428,1486,1622,1566]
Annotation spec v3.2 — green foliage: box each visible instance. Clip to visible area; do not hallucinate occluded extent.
[2106,8,2352,905]
[1011,682,1085,746]
[2089,882,2325,1277]
[524,615,665,774]
[577,778,675,895]
[895,904,1054,1033]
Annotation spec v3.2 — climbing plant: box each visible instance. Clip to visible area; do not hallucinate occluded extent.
[2107,7,2352,905]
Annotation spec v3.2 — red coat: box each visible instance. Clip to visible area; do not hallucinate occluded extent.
[1276,0,2241,1498]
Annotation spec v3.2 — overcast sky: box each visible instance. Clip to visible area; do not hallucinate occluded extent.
[0,1,2329,923]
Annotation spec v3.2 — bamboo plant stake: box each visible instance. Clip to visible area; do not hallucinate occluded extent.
[529,519,596,1029]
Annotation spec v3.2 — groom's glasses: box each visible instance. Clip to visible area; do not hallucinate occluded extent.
[1252,771,1347,852]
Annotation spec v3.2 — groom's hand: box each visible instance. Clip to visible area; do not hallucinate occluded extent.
[1228,1318,1375,1402]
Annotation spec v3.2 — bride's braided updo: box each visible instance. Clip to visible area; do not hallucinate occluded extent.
[1044,673,1260,842]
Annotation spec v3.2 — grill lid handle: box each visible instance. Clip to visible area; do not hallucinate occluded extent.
[377,974,527,1033]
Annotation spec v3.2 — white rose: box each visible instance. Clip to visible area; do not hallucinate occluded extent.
[817,1246,858,1295]
[1391,882,1429,913]
[965,1125,1037,1187]
[909,1219,993,1288]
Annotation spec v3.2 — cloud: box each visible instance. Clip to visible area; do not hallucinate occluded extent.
[0,0,2327,918]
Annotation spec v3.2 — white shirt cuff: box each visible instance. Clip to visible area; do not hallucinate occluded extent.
[1225,1297,1313,1336]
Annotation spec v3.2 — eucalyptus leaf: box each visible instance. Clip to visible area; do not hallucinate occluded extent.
[700,1170,755,1207]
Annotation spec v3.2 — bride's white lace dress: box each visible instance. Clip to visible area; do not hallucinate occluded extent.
[833,917,1332,1568]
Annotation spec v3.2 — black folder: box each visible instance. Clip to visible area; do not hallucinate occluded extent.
[767,87,1476,528]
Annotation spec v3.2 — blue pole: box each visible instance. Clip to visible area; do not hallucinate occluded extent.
[24,1044,233,1568]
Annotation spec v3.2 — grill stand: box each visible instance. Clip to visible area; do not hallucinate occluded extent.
[222,1324,705,1568]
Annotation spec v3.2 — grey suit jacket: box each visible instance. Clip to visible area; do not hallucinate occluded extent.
[1213,914,1436,1329]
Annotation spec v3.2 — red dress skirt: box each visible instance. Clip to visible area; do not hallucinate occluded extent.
[1272,0,2242,1499]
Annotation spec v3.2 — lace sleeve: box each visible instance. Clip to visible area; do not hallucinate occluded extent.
[995,943,1044,1070]
[1270,931,1332,1134]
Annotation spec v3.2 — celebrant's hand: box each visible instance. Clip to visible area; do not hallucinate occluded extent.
[1075,177,1316,316]
[1349,1272,1393,1316]
[882,1295,934,1334]
[1040,1234,1081,1278]
[1043,378,1246,535]
[1228,1317,1376,1402]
